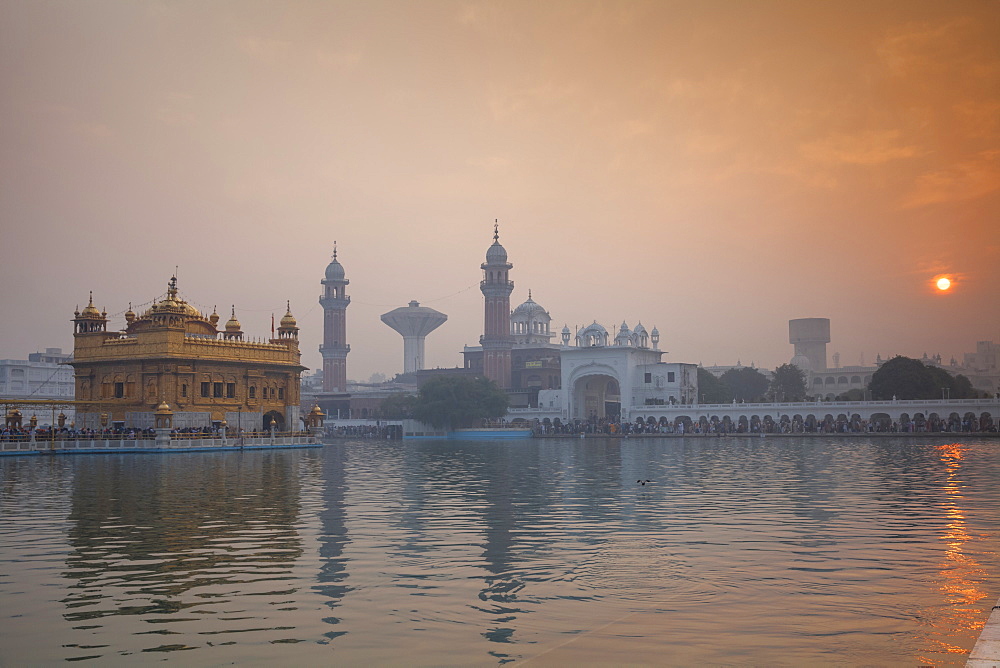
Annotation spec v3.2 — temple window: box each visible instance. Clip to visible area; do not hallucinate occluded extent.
[213,382,223,398]
[249,386,256,399]
[201,382,210,398]
[114,382,124,398]
[181,384,188,397]
[226,383,235,398]
[278,387,285,400]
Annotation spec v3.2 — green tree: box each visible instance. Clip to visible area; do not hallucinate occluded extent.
[719,367,769,402]
[378,393,416,419]
[412,375,508,429]
[697,367,729,403]
[837,388,865,401]
[769,363,807,401]
[869,356,978,400]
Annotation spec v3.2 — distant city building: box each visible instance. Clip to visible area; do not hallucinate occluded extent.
[789,318,831,373]
[69,277,304,430]
[701,361,772,382]
[964,341,1000,374]
[0,348,75,401]
[786,319,1000,399]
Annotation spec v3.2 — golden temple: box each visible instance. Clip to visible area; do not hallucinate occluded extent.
[70,277,305,431]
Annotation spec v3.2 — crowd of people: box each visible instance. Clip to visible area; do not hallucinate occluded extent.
[325,424,399,439]
[532,413,997,436]
[1,425,159,441]
[0,424,313,442]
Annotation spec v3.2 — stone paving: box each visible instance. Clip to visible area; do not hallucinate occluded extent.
[969,597,1000,667]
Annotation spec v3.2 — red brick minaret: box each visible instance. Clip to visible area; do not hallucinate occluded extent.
[320,244,350,392]
[480,223,513,388]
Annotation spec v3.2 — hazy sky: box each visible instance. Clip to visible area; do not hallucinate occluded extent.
[2,0,998,379]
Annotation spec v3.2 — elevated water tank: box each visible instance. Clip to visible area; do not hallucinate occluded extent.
[381,301,448,374]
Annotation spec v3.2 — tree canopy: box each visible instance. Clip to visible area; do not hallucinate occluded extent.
[697,367,730,403]
[378,393,416,419]
[719,367,770,402]
[869,356,978,400]
[770,363,808,401]
[412,375,508,429]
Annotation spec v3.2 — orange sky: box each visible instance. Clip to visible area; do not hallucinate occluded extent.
[1,0,997,379]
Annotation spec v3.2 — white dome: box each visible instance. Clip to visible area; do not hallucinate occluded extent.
[485,240,508,265]
[512,295,547,319]
[578,322,609,347]
[325,258,345,281]
[790,354,812,372]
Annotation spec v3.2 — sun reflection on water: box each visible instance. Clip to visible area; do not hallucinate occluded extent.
[928,442,990,657]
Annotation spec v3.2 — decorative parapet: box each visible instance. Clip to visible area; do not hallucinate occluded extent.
[78,333,300,366]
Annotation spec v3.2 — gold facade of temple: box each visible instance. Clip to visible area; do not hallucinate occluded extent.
[70,277,305,431]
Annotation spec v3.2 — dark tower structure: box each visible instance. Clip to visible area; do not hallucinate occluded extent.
[320,245,350,393]
[480,223,514,389]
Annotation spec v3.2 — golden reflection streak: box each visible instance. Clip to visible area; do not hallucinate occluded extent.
[928,442,990,656]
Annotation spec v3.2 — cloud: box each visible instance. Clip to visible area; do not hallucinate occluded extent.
[800,130,923,166]
[902,150,1000,208]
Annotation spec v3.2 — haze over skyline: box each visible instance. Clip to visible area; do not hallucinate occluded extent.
[2,0,998,380]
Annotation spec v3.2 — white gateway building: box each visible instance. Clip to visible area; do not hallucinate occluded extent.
[526,321,698,423]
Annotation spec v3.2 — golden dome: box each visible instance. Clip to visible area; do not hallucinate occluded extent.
[310,404,324,416]
[155,400,172,413]
[139,277,203,320]
[125,303,136,324]
[280,301,297,328]
[225,306,242,331]
[80,292,102,318]
[209,306,220,326]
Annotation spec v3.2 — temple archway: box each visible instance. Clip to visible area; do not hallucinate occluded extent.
[570,372,620,421]
[263,410,285,431]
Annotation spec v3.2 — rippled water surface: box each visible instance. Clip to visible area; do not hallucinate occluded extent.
[2,437,999,666]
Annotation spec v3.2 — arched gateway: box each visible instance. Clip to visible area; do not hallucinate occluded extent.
[571,371,621,421]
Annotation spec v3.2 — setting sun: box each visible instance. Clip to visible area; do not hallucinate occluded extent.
[937,277,952,291]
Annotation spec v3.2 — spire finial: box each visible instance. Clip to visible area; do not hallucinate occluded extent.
[88,290,93,306]
[493,219,499,242]
[231,305,235,317]
[333,241,338,261]
[528,289,532,300]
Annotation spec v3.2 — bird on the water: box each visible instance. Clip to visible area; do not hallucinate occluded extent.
[637,479,653,486]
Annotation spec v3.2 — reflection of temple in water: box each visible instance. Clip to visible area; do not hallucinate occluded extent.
[61,452,307,623]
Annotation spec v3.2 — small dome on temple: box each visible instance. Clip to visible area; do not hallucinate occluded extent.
[280,302,297,328]
[80,292,102,318]
[225,306,242,331]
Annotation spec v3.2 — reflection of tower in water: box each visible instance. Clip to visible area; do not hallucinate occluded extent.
[314,444,351,639]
